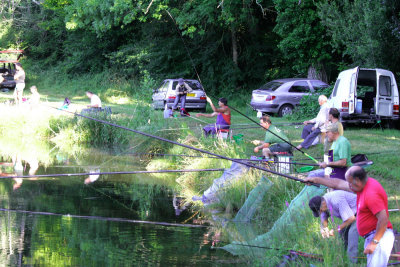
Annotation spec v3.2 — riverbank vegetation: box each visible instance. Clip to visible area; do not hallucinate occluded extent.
[1,0,400,265]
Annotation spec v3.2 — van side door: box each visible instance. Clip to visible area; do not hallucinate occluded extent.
[376,69,394,117]
[348,67,359,114]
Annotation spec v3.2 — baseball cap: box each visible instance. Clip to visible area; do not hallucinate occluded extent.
[309,196,323,217]
[178,78,184,85]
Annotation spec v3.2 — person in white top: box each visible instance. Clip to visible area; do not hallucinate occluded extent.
[297,95,329,149]
[13,63,26,105]
[86,91,102,108]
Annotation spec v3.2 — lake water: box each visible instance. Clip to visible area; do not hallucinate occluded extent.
[0,147,244,266]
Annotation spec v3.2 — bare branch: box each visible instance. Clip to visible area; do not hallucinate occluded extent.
[144,0,154,14]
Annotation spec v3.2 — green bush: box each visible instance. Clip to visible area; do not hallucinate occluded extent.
[288,85,333,121]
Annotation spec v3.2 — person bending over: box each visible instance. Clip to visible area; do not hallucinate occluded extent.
[309,190,359,263]
[196,97,231,137]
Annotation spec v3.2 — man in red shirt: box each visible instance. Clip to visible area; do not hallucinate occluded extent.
[305,166,394,266]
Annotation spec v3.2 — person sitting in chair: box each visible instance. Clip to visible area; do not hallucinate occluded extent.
[252,115,291,158]
[172,78,193,116]
[196,97,231,137]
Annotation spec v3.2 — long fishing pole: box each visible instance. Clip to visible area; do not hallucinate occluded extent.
[0,168,225,180]
[164,9,319,164]
[121,152,320,166]
[48,106,319,186]
[0,208,207,228]
[208,92,319,164]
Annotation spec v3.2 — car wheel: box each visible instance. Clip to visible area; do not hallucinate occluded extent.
[278,104,293,117]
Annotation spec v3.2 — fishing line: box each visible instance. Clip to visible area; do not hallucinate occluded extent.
[208,92,319,163]
[121,152,319,166]
[0,208,207,228]
[164,9,319,164]
[46,105,320,186]
[0,168,226,180]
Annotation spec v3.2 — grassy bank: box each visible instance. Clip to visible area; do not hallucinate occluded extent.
[1,67,399,266]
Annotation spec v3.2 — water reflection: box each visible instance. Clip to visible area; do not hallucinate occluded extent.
[0,144,242,266]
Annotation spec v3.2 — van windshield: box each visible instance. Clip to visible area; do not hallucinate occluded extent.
[259,81,283,91]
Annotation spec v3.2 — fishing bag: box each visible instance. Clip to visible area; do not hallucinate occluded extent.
[351,154,368,164]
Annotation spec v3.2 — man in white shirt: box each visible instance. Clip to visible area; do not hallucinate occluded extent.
[86,91,102,108]
[297,95,329,149]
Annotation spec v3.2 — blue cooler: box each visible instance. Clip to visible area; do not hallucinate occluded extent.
[355,99,362,114]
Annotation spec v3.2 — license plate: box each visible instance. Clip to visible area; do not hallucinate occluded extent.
[187,93,195,97]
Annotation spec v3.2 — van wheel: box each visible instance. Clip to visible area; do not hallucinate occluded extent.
[278,105,293,117]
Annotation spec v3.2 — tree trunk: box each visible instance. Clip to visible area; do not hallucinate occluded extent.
[231,25,238,66]
[307,63,328,83]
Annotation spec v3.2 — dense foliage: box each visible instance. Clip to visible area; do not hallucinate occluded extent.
[1,0,400,95]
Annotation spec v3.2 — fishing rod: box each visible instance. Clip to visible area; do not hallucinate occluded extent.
[164,9,319,164]
[121,152,320,166]
[0,168,225,180]
[48,106,320,187]
[0,208,207,228]
[208,92,319,164]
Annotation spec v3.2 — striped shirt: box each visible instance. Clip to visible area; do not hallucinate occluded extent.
[323,190,357,222]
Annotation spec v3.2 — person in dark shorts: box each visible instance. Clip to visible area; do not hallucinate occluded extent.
[252,115,291,158]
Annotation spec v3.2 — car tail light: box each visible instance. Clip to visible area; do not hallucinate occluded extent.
[393,104,399,115]
[341,101,349,112]
[168,96,176,100]
[200,96,206,100]
[266,95,276,101]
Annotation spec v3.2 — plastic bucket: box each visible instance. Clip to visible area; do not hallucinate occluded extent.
[297,166,314,173]
[233,134,244,144]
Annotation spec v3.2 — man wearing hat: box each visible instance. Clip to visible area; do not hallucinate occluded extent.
[172,78,193,115]
[307,122,351,180]
[309,191,359,263]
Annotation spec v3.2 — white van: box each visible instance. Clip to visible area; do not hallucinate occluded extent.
[329,67,399,125]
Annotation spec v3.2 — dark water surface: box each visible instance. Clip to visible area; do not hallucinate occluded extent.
[0,149,241,266]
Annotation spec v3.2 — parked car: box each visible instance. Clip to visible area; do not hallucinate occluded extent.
[152,79,207,111]
[0,61,17,91]
[250,78,329,116]
[0,50,24,91]
[329,67,399,125]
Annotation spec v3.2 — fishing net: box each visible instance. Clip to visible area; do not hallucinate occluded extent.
[222,185,326,257]
[234,176,273,222]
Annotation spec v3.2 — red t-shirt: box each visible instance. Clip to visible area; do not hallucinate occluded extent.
[356,177,393,236]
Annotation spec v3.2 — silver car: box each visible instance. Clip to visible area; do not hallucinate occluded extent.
[152,79,207,111]
[250,78,328,116]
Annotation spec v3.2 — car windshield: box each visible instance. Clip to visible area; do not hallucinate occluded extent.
[172,80,203,91]
[259,81,283,91]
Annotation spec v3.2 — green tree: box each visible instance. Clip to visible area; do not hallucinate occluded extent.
[273,0,335,81]
[317,0,400,73]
